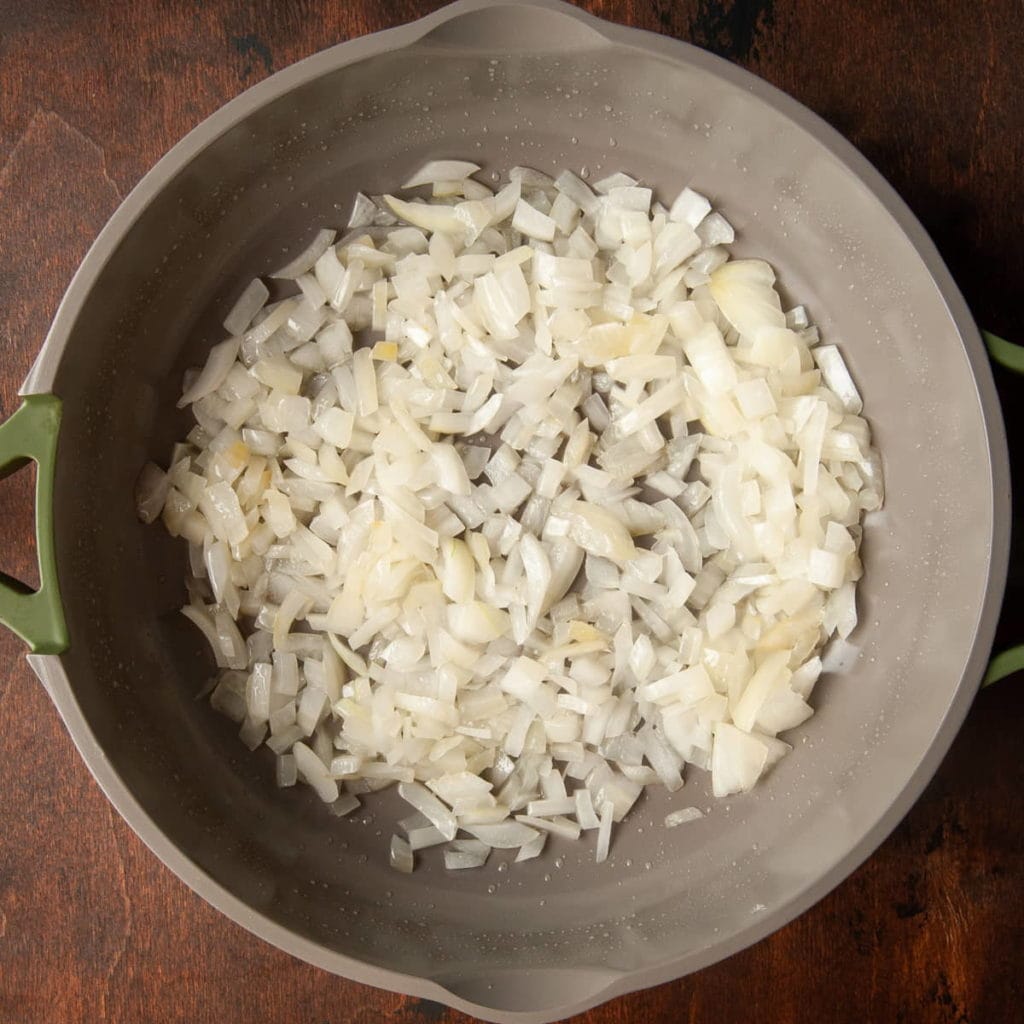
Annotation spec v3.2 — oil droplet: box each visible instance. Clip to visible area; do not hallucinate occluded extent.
[487,884,496,894]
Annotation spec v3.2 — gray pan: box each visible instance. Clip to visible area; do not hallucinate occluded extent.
[0,2,1012,1021]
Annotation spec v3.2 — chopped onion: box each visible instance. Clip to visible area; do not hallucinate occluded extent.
[135,462,170,524]
[595,800,614,863]
[347,192,377,228]
[512,199,557,242]
[292,741,339,803]
[177,338,240,408]
[271,228,337,280]
[403,160,481,188]
[148,160,882,873]
[669,186,711,228]
[442,838,490,869]
[514,831,547,862]
[223,278,270,336]
[398,782,458,841]
[385,195,465,236]
[711,723,768,798]
[390,834,415,873]
[814,345,863,414]
[664,806,704,828]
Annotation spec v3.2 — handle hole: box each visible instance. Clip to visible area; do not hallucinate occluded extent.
[0,459,40,591]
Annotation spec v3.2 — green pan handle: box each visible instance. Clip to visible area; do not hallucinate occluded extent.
[982,331,1022,686]
[984,647,1024,687]
[985,330,1024,375]
[0,394,68,654]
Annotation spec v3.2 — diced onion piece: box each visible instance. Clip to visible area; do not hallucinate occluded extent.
[443,839,491,870]
[668,186,711,228]
[135,462,170,524]
[512,199,557,241]
[223,279,270,336]
[711,723,768,798]
[709,259,786,338]
[178,338,240,408]
[403,160,481,188]
[514,832,547,862]
[398,782,458,841]
[271,228,337,280]
[292,741,339,803]
[595,800,614,863]
[814,345,863,414]
[563,501,637,565]
[664,806,704,828]
[390,835,415,873]
[385,195,465,236]
[464,821,541,849]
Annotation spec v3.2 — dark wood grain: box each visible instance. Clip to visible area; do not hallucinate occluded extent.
[1,2,1022,1022]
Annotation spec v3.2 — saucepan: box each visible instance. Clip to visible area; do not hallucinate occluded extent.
[0,2,1019,1020]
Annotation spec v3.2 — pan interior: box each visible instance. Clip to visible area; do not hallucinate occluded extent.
[46,15,997,1010]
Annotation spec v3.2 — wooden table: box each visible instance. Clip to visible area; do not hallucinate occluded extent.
[1,2,1021,1021]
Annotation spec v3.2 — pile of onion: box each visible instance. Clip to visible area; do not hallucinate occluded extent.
[137,160,882,872]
